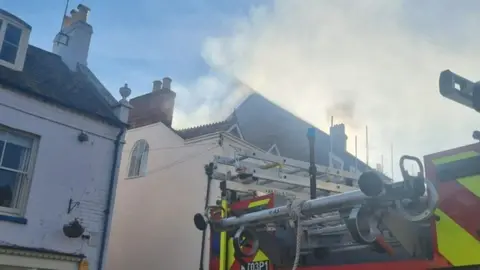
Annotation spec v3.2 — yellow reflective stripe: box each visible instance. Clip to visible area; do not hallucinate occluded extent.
[432,150,480,266]
[457,175,480,198]
[227,198,271,269]
[248,199,270,208]
[227,239,235,270]
[432,150,480,198]
[432,151,478,165]
[226,239,270,268]
[219,200,228,270]
[435,209,480,266]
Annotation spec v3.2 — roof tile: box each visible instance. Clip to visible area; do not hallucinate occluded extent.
[176,119,235,139]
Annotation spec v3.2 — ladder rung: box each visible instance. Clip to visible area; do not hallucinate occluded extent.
[231,149,361,179]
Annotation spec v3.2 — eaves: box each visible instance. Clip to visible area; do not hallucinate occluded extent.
[0,82,126,128]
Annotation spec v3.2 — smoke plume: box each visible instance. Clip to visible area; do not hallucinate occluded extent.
[180,0,480,178]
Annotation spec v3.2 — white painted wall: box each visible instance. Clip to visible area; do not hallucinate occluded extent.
[106,122,263,270]
[0,86,123,268]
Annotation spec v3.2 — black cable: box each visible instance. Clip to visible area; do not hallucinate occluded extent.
[199,162,214,270]
[146,145,219,175]
[122,142,216,153]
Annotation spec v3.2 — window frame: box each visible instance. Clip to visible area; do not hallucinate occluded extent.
[0,125,39,217]
[0,16,27,69]
[0,23,21,64]
[127,139,149,178]
[329,152,344,170]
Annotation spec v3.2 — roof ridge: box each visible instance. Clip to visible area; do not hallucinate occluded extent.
[176,119,232,132]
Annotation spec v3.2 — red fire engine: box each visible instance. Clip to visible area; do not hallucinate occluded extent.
[194,70,480,270]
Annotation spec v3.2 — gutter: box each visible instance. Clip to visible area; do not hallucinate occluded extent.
[97,127,126,270]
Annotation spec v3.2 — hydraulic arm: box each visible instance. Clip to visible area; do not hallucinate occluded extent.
[194,149,439,268]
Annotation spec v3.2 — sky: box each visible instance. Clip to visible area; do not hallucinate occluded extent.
[2,0,480,178]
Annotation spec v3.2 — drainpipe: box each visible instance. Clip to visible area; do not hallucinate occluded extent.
[97,127,126,270]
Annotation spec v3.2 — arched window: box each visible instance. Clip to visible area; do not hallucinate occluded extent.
[128,139,149,178]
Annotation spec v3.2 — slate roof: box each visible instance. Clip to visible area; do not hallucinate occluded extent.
[0,45,124,127]
[173,92,373,174]
[232,94,372,171]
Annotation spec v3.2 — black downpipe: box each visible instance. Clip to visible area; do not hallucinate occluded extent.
[307,128,317,199]
[97,127,126,270]
[199,162,215,270]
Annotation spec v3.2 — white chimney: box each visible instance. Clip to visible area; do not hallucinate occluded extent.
[52,4,93,71]
[162,77,172,90]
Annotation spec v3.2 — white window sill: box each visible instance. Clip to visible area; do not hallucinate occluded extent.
[125,174,146,180]
[0,212,27,224]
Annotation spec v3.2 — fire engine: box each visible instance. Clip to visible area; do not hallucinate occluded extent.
[193,70,480,270]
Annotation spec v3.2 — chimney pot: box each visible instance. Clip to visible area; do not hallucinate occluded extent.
[77,4,91,13]
[69,5,89,23]
[162,77,172,90]
[152,80,163,92]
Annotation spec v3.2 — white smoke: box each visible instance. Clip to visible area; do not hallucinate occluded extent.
[176,0,480,178]
[172,75,252,128]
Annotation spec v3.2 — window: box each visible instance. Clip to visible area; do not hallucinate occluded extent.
[128,140,149,178]
[0,22,22,64]
[329,153,344,170]
[0,127,36,215]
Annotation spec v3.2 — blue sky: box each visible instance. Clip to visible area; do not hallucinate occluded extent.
[0,0,265,98]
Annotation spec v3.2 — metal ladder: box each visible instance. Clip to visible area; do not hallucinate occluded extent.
[212,148,361,200]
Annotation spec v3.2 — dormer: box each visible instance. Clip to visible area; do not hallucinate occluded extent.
[0,9,31,71]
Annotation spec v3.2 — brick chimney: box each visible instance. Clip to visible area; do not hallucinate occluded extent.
[330,124,348,153]
[52,4,93,71]
[128,77,176,129]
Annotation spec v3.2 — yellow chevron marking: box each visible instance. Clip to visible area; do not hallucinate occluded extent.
[432,150,480,198]
[435,209,480,266]
[432,151,478,165]
[252,249,269,262]
[432,150,480,266]
[227,238,235,270]
[248,198,270,208]
[457,175,480,198]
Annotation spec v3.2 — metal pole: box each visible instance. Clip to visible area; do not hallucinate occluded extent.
[214,189,373,231]
[302,214,341,226]
[355,136,358,171]
[330,117,334,167]
[381,154,384,173]
[219,181,228,270]
[307,128,317,199]
[211,173,401,231]
[366,126,369,166]
[391,143,394,180]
